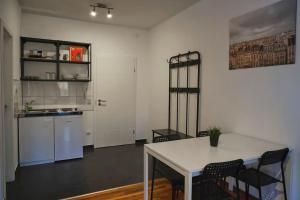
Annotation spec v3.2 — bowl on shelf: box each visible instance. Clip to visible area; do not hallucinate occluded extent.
[24,76,40,80]
[63,74,74,80]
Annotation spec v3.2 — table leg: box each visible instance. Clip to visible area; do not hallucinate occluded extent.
[144,149,149,200]
[184,173,192,200]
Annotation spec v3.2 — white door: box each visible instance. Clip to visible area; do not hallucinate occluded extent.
[0,19,5,200]
[3,26,13,183]
[0,20,12,199]
[94,56,136,148]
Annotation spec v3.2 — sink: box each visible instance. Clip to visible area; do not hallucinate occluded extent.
[22,109,52,115]
[25,110,44,114]
[45,109,59,113]
[19,108,82,118]
[24,109,70,114]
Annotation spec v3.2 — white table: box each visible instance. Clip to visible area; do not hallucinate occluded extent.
[144,133,286,200]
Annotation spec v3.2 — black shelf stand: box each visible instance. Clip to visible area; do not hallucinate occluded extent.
[20,37,92,82]
[152,51,201,141]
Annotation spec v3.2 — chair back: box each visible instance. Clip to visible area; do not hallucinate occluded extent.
[258,148,289,168]
[202,159,244,179]
[196,131,208,137]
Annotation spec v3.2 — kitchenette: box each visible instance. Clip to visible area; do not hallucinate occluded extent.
[18,109,83,166]
[18,37,93,166]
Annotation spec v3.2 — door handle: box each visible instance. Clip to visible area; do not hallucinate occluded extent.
[98,99,107,106]
[98,102,107,106]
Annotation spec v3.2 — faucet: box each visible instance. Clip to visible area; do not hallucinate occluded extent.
[24,100,35,112]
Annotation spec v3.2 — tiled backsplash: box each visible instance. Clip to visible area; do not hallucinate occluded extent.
[14,80,23,115]
[22,82,93,110]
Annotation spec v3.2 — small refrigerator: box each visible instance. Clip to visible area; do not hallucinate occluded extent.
[54,115,83,161]
[19,117,55,166]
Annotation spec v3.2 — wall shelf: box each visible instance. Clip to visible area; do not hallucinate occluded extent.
[21,78,90,82]
[22,57,58,63]
[21,79,58,82]
[20,37,92,82]
[58,79,90,82]
[59,60,91,65]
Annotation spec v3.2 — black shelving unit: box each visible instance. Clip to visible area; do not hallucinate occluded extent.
[152,51,201,140]
[20,37,92,82]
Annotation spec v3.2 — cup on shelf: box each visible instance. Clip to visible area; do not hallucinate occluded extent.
[46,72,51,80]
[50,72,56,80]
[37,50,43,58]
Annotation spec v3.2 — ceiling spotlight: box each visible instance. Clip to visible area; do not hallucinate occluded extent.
[89,3,114,19]
[107,9,113,19]
[90,6,97,17]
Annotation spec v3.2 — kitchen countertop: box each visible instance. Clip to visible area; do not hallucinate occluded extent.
[18,109,83,118]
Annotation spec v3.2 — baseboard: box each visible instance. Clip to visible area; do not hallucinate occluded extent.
[135,139,147,145]
[20,160,54,167]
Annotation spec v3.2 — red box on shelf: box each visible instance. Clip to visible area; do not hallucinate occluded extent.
[69,47,85,62]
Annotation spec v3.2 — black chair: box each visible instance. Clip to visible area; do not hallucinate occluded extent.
[150,135,184,200]
[192,159,244,200]
[238,148,289,200]
[196,131,209,137]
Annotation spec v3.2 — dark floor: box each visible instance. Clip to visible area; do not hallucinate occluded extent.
[7,144,148,200]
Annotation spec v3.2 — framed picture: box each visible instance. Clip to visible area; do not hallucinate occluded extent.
[70,47,84,62]
[229,0,297,70]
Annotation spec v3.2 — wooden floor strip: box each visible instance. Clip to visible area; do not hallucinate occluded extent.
[63,179,172,200]
[64,178,257,200]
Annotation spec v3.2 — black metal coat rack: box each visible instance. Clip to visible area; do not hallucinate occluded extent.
[152,51,201,141]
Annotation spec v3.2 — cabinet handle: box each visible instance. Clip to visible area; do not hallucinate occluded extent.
[65,121,73,123]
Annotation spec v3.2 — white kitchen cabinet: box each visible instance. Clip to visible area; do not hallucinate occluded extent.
[19,117,54,166]
[54,116,83,161]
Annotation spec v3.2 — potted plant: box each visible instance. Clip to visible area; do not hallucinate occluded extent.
[207,127,222,147]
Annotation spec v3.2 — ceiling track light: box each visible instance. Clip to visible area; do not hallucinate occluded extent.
[107,9,113,19]
[90,6,97,17]
[90,3,114,19]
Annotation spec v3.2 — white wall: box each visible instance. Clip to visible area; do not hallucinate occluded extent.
[0,0,21,79]
[0,0,21,182]
[21,13,150,142]
[148,0,300,199]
